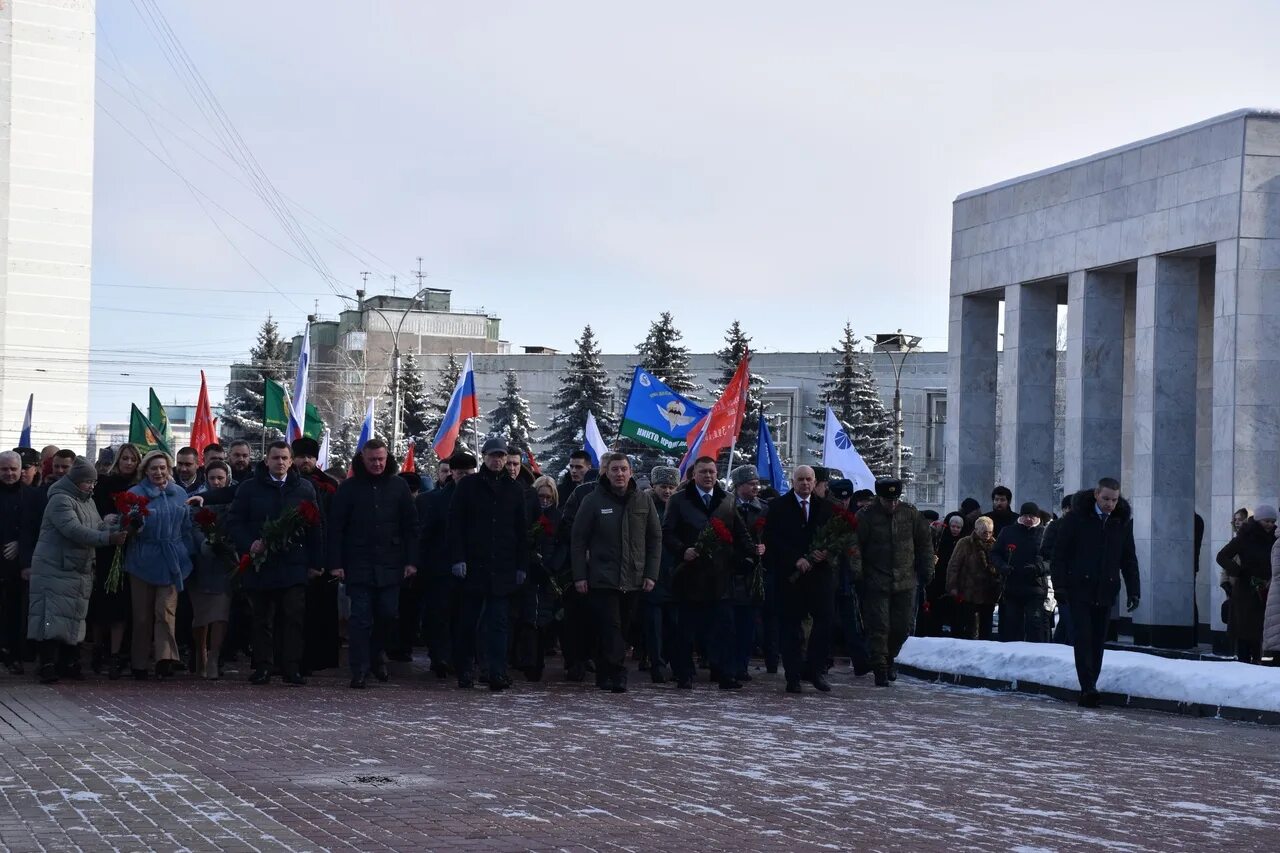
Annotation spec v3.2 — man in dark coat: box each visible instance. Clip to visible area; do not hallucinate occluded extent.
[446,436,528,691]
[291,436,341,674]
[0,450,42,674]
[992,502,1049,642]
[228,441,323,686]
[571,453,661,692]
[558,450,596,508]
[987,486,1018,537]
[328,439,419,689]
[663,456,753,690]
[418,450,475,678]
[764,465,836,693]
[728,464,768,683]
[1040,494,1075,644]
[1051,477,1140,707]
[849,478,935,687]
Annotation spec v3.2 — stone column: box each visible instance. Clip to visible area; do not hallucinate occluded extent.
[1062,270,1126,493]
[1130,255,1199,648]
[1000,282,1058,507]
[944,293,999,511]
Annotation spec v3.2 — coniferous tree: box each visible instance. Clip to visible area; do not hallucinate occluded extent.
[545,325,616,475]
[712,320,768,466]
[397,352,432,454]
[487,370,539,459]
[807,323,911,482]
[221,316,292,446]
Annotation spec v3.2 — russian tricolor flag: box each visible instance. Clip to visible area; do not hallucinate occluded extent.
[286,325,311,443]
[432,353,478,459]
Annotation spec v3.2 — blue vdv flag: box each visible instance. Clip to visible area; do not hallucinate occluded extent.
[756,412,786,493]
[618,366,708,453]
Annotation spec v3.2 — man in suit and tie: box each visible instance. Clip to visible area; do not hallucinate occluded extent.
[763,465,835,694]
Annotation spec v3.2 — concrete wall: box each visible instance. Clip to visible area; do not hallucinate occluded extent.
[0,0,95,448]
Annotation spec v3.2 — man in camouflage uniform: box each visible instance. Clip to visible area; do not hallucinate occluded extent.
[849,478,934,687]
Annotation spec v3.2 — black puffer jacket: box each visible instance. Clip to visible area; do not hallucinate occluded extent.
[228,463,322,590]
[327,454,419,588]
[446,465,529,596]
[418,479,456,577]
[991,521,1048,599]
[1051,489,1140,606]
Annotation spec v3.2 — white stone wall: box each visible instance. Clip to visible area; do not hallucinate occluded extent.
[0,0,95,449]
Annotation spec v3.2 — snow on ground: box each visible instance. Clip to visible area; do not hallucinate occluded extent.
[898,636,1280,712]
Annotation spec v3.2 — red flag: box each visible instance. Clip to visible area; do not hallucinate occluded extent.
[190,371,218,464]
[526,448,542,476]
[402,440,417,474]
[678,355,750,474]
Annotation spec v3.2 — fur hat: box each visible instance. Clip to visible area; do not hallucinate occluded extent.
[875,478,904,500]
[649,466,679,487]
[448,450,478,470]
[291,437,321,458]
[829,478,854,500]
[730,465,760,489]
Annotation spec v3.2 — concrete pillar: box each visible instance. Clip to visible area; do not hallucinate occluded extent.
[1211,237,1280,647]
[944,293,999,511]
[1000,282,1058,507]
[1130,255,1199,648]
[1062,270,1125,494]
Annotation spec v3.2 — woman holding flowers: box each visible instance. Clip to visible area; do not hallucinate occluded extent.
[946,515,1001,641]
[187,461,235,678]
[125,450,197,679]
[91,442,142,678]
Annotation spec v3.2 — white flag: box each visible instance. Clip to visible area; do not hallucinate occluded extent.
[584,411,609,467]
[822,406,876,491]
[317,429,330,469]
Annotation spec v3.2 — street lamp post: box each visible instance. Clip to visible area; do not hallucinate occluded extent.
[868,330,922,481]
[360,287,431,452]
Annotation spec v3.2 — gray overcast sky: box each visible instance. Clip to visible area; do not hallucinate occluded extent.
[89,1,1280,424]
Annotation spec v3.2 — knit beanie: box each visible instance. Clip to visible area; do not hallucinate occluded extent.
[68,457,98,485]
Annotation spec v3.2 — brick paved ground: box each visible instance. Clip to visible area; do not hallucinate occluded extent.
[2,658,1279,852]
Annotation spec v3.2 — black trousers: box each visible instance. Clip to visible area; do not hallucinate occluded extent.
[588,589,639,683]
[454,592,511,682]
[999,595,1047,643]
[1,573,28,662]
[423,574,461,669]
[560,587,593,670]
[955,602,996,640]
[671,600,734,682]
[248,586,305,674]
[780,575,834,682]
[1070,603,1112,693]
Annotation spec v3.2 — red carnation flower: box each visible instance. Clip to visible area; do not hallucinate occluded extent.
[1007,544,1017,552]
[710,517,733,544]
[194,508,218,527]
[237,554,253,574]
[297,500,322,527]
[538,515,556,537]
[752,517,767,534]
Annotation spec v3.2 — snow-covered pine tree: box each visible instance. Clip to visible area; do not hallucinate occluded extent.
[487,370,539,459]
[544,325,616,475]
[423,353,476,456]
[397,352,432,458]
[221,316,292,446]
[712,320,768,466]
[617,312,700,469]
[806,323,911,482]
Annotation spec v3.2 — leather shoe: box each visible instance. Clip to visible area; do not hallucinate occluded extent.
[349,675,368,689]
[650,665,669,684]
[812,674,832,693]
[718,678,743,690]
[888,662,898,682]
[1078,690,1101,709]
[457,677,474,689]
[610,680,628,694]
[873,670,889,687]
[249,669,270,685]
[565,664,586,683]
[785,680,803,694]
[676,678,693,689]
[38,664,60,684]
[373,664,390,683]
[489,677,510,692]
[282,672,307,686]
[853,663,873,677]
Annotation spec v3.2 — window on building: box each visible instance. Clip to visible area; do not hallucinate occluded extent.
[926,392,947,462]
[761,390,799,460]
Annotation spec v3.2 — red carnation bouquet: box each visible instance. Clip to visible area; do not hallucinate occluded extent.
[792,506,859,583]
[194,507,237,571]
[696,517,734,561]
[239,500,321,574]
[105,492,150,593]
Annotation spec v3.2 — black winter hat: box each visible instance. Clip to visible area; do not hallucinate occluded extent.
[291,437,320,458]
[1019,501,1040,517]
[875,478,903,500]
[448,450,477,470]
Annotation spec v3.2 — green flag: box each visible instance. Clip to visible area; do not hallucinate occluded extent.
[263,380,289,430]
[129,404,170,455]
[304,403,324,440]
[148,388,174,451]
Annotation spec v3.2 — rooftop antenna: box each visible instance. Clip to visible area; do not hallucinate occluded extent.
[414,256,426,290]
[391,274,398,297]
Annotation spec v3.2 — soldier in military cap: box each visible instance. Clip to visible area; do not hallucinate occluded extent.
[849,478,934,686]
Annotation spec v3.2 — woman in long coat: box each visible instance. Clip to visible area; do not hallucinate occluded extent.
[946,515,1001,640]
[125,450,197,679]
[28,459,126,683]
[1216,508,1276,664]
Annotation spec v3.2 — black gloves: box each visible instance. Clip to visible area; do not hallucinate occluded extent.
[1125,595,1140,613]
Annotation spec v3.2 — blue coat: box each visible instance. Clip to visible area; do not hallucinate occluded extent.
[124,480,197,589]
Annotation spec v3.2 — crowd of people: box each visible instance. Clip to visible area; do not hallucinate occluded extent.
[1,435,1268,705]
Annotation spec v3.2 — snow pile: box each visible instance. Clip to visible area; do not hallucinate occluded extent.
[898,636,1280,712]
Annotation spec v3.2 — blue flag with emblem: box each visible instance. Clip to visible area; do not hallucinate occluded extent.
[755,412,787,493]
[618,366,709,453]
